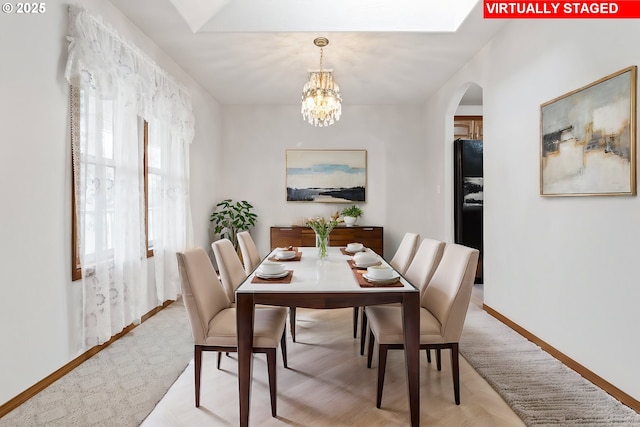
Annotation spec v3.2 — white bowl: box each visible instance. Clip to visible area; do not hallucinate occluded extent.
[260,261,285,275]
[275,250,296,259]
[353,252,378,264]
[367,265,394,280]
[346,242,364,252]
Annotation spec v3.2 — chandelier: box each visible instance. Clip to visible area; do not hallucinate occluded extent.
[301,37,342,127]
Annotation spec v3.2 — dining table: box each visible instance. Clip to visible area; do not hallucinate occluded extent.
[235,246,421,426]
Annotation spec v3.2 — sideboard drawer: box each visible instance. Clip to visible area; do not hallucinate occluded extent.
[354,227,384,255]
[329,228,358,248]
[270,227,302,248]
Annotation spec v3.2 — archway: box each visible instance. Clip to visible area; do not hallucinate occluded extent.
[452,83,483,284]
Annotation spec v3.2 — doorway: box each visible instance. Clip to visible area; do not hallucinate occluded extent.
[453,85,483,283]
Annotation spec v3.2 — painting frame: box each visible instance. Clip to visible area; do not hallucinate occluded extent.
[540,66,637,197]
[286,149,367,203]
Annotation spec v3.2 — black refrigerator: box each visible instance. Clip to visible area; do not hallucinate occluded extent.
[454,139,483,283]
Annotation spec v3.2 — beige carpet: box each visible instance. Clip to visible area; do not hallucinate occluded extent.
[140,306,524,427]
[3,289,638,426]
[0,301,192,427]
[460,303,640,426]
[144,298,640,426]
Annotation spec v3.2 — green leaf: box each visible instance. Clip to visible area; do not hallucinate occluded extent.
[210,198,258,249]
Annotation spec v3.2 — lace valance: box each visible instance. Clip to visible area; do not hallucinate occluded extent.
[64,6,195,144]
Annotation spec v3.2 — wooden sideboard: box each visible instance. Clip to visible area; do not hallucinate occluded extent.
[270,226,384,256]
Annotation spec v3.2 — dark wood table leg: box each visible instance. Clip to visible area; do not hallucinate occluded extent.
[237,293,255,427]
[402,292,420,427]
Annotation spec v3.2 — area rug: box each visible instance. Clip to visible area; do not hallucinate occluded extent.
[0,300,192,427]
[460,303,640,426]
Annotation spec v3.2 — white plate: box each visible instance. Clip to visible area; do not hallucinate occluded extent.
[363,272,400,284]
[355,261,381,268]
[256,270,289,279]
[274,253,296,260]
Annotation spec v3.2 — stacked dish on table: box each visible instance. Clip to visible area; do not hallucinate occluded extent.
[255,261,288,279]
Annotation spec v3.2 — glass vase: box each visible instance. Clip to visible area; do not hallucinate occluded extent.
[315,232,330,260]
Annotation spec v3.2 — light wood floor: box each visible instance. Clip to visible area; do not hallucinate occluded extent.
[144,286,526,426]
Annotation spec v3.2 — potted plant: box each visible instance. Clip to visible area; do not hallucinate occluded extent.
[209,199,257,250]
[340,205,363,227]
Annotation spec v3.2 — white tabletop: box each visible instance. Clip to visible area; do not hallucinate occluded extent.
[237,246,415,293]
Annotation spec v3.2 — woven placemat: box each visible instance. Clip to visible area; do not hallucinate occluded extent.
[349,264,402,288]
[251,270,293,284]
[268,252,302,262]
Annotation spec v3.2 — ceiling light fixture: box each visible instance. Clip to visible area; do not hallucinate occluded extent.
[301,37,342,127]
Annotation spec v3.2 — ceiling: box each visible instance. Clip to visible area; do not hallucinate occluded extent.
[107,0,506,106]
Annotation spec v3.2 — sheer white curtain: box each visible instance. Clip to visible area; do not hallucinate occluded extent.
[66,7,194,346]
[148,119,193,302]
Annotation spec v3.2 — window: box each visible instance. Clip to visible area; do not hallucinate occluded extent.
[71,87,154,281]
[67,7,193,344]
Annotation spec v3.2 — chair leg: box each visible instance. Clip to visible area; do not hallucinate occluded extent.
[367,328,375,368]
[359,309,368,355]
[280,327,288,368]
[194,345,202,407]
[217,352,222,369]
[436,348,442,371]
[426,349,431,363]
[451,343,460,405]
[353,307,359,338]
[266,348,277,417]
[289,307,296,342]
[376,344,389,408]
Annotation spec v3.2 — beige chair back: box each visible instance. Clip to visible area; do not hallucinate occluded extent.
[212,238,248,303]
[389,232,420,275]
[237,231,261,275]
[421,243,479,343]
[404,238,445,296]
[176,248,231,345]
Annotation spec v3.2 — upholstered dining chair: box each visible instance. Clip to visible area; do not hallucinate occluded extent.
[237,231,261,275]
[366,243,479,407]
[176,247,288,416]
[353,232,421,339]
[215,237,299,343]
[389,232,421,275]
[359,238,445,355]
[212,238,248,304]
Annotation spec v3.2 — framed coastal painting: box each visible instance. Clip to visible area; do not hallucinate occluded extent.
[286,149,366,202]
[540,66,637,196]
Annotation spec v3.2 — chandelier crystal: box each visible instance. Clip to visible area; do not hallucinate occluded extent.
[301,37,342,127]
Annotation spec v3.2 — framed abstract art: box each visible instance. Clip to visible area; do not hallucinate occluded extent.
[540,66,637,196]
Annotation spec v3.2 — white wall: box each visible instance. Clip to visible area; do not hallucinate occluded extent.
[220,105,428,258]
[424,19,640,401]
[0,1,222,406]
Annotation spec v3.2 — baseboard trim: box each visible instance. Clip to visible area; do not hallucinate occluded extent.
[483,303,640,413]
[0,299,176,419]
